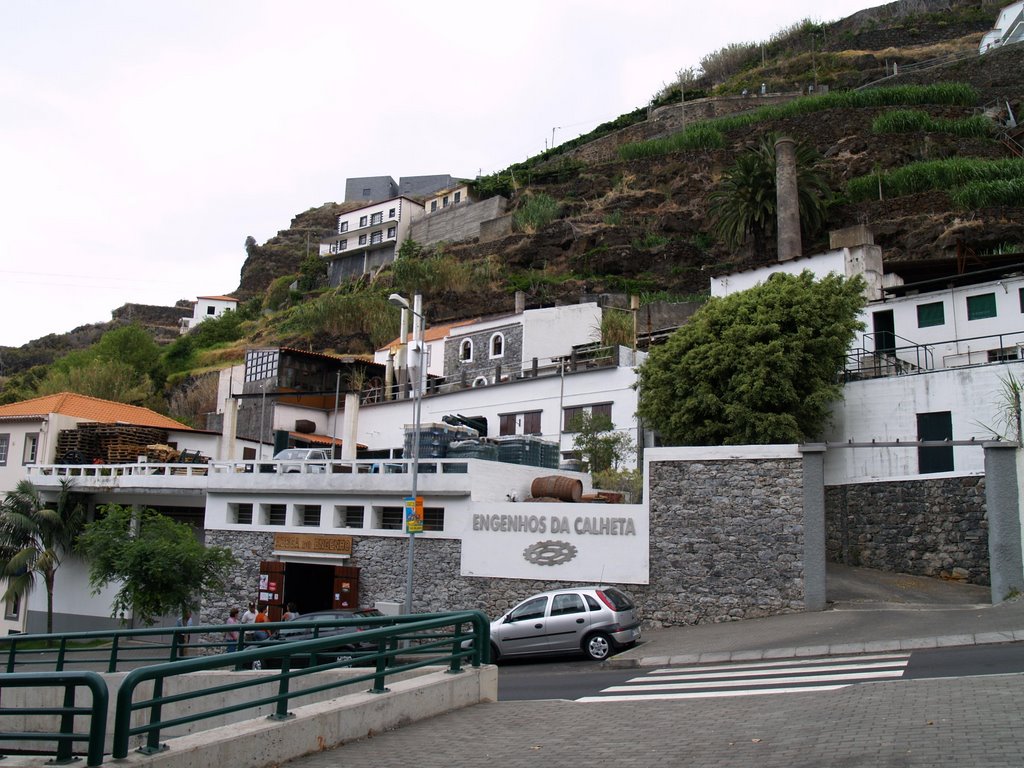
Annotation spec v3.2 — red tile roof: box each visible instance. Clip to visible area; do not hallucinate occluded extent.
[196,295,238,302]
[0,393,193,430]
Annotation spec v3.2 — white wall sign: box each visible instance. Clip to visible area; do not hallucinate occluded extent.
[458,502,649,584]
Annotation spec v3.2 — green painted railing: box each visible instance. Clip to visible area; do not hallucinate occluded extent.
[1,615,412,672]
[111,611,489,758]
[0,671,108,766]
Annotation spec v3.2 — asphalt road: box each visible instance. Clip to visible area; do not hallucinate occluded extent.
[498,641,1024,701]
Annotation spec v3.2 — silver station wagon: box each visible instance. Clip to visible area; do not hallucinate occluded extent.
[487,586,641,662]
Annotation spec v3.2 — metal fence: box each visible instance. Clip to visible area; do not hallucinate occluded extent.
[0,611,490,763]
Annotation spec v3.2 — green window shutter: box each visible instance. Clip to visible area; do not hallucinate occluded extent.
[966,293,997,320]
[916,301,945,328]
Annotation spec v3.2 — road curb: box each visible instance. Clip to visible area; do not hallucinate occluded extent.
[603,629,1024,669]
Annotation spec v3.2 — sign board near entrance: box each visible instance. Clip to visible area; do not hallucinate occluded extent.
[275,533,353,555]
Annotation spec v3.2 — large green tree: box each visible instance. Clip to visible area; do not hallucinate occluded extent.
[0,479,85,634]
[77,505,235,625]
[708,134,831,259]
[636,270,865,445]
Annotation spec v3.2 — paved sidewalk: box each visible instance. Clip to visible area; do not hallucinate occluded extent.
[609,565,1024,667]
[290,675,1024,768]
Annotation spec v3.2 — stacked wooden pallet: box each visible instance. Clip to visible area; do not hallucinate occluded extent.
[145,444,180,463]
[55,429,100,462]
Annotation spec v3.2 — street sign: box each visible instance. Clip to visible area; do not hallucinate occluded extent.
[404,496,423,533]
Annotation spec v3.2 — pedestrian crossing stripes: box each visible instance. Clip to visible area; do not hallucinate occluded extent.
[577,653,911,702]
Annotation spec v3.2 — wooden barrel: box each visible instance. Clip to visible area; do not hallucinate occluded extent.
[530,476,583,502]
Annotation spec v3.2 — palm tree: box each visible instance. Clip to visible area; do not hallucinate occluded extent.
[708,134,831,259]
[0,479,85,635]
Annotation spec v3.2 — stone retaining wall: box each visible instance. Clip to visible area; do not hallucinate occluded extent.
[825,476,989,585]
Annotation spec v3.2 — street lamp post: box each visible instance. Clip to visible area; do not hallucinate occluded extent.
[388,293,425,615]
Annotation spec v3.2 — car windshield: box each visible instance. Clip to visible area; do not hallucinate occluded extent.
[274,450,308,460]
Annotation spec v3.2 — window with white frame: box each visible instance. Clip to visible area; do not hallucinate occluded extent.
[370,212,383,225]
[967,293,997,320]
[376,506,404,530]
[22,433,38,465]
[265,503,287,526]
[300,504,321,527]
[387,226,396,239]
[0,434,8,466]
[359,215,368,227]
[423,507,444,532]
[336,505,364,528]
[370,230,383,244]
[231,503,253,524]
[454,191,462,203]
[460,339,473,362]
[490,332,504,358]
[358,234,367,245]
[563,403,612,432]
[338,221,349,233]
[431,201,437,212]
[499,411,541,436]
[388,208,396,218]
[443,195,450,207]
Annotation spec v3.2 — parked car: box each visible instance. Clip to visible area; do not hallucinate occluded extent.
[484,586,641,662]
[271,448,330,473]
[249,608,385,668]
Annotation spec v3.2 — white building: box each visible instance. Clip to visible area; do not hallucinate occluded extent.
[179,295,239,334]
[319,196,425,285]
[712,226,1024,484]
[979,1,1024,53]
[0,393,213,634]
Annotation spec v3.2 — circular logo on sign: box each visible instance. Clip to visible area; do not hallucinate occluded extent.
[522,540,578,566]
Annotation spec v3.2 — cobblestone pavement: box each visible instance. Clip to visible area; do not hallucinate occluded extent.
[288,673,1024,767]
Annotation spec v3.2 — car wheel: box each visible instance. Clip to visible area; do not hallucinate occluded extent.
[583,632,613,661]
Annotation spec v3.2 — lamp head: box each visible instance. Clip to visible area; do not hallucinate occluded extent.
[388,293,411,310]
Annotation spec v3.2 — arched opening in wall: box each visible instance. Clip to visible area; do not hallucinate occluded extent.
[460,339,473,362]
[472,376,488,387]
[490,333,504,358]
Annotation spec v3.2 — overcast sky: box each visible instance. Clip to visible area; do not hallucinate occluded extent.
[0,0,884,348]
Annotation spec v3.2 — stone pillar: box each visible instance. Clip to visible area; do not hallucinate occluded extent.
[983,441,1024,603]
[800,443,827,611]
[775,136,802,262]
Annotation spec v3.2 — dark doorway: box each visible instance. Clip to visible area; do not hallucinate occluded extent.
[283,563,335,615]
[872,310,896,355]
[917,411,954,473]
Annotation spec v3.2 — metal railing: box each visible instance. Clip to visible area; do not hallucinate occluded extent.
[845,329,1024,380]
[0,612,489,762]
[0,671,108,766]
[110,611,488,758]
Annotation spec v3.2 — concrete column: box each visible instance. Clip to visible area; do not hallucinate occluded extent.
[799,443,827,611]
[221,397,238,460]
[341,393,360,460]
[983,442,1024,603]
[775,136,802,262]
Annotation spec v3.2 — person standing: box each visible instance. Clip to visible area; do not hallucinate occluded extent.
[225,607,240,651]
[241,601,256,625]
[253,602,270,641]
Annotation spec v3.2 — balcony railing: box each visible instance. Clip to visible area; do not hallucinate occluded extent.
[365,344,633,404]
[845,329,1024,380]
